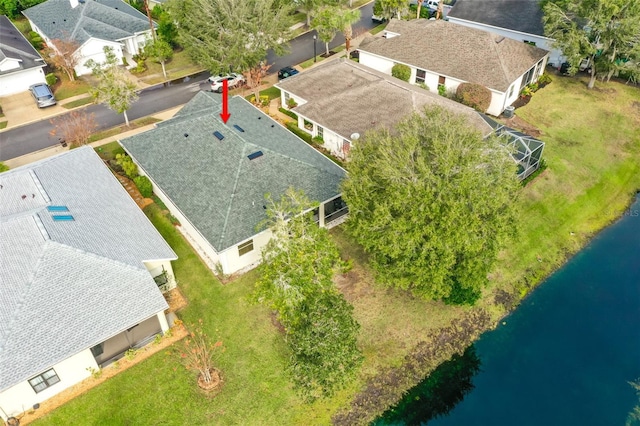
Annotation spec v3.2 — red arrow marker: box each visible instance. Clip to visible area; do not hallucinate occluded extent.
[220,79,230,123]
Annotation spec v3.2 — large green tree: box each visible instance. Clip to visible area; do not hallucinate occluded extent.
[85,47,139,127]
[312,6,340,56]
[168,0,293,100]
[256,188,362,399]
[543,0,640,88]
[341,106,520,305]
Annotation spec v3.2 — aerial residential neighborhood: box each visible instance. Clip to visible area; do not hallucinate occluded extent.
[0,0,639,424]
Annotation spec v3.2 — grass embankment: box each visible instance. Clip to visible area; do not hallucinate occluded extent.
[135,50,205,85]
[33,76,640,425]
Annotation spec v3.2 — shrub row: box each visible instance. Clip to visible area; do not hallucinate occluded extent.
[278,107,298,120]
[285,121,312,144]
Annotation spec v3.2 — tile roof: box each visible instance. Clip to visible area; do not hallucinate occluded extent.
[359,19,549,92]
[0,147,176,391]
[120,92,346,252]
[448,0,546,36]
[0,15,47,75]
[22,0,152,46]
[276,59,493,140]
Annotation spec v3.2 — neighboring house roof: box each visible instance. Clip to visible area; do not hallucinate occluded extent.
[0,147,176,392]
[359,19,549,92]
[22,0,152,47]
[447,0,546,37]
[0,15,46,76]
[276,58,493,139]
[120,91,346,252]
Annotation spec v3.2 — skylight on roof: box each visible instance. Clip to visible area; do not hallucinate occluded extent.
[233,124,245,133]
[47,205,69,212]
[213,131,224,140]
[52,215,75,221]
[247,151,263,160]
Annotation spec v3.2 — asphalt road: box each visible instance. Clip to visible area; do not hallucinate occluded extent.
[0,2,375,161]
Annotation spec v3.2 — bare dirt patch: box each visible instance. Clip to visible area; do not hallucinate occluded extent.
[503,115,543,137]
[165,287,188,312]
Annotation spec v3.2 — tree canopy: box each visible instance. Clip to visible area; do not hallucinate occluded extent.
[168,0,292,77]
[85,47,139,126]
[256,188,362,399]
[341,106,520,305]
[543,0,640,88]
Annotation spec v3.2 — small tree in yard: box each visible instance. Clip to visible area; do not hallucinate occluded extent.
[312,6,340,57]
[144,37,173,79]
[335,7,361,55]
[49,110,98,147]
[85,46,139,126]
[256,188,362,399]
[45,38,81,82]
[244,61,271,105]
[456,82,492,112]
[180,320,223,389]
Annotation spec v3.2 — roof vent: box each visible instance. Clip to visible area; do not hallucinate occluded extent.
[247,151,263,160]
[184,133,189,137]
[52,215,75,221]
[233,124,245,132]
[495,36,505,43]
[213,131,224,140]
[270,124,274,128]
[258,117,261,120]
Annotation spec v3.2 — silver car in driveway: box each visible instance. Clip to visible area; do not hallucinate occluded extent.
[29,83,57,108]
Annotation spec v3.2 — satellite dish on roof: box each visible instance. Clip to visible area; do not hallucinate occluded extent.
[350,133,360,140]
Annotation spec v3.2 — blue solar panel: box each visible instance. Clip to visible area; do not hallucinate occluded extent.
[47,205,69,212]
[233,124,245,132]
[213,131,224,140]
[247,151,263,160]
[52,215,74,221]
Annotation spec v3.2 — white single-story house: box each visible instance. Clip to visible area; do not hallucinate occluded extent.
[0,15,47,96]
[120,91,348,276]
[276,58,494,158]
[358,19,550,116]
[447,0,564,67]
[0,147,177,421]
[23,0,154,76]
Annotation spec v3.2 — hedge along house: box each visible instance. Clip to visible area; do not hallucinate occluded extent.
[22,0,154,76]
[0,147,177,421]
[119,91,347,276]
[358,19,549,116]
[276,58,494,159]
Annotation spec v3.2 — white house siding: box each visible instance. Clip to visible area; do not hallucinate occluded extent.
[218,228,273,275]
[359,51,395,75]
[76,38,123,76]
[447,18,563,66]
[0,67,46,96]
[279,91,307,109]
[0,349,98,420]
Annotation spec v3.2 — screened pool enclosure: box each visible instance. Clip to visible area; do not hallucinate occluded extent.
[494,125,545,180]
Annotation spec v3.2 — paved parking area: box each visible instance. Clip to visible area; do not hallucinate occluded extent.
[0,91,76,129]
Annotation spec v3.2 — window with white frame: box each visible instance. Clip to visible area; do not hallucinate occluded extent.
[284,92,290,103]
[508,84,515,98]
[416,69,426,84]
[238,239,254,256]
[317,126,324,139]
[29,369,60,393]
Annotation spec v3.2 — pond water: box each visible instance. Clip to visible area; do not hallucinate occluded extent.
[377,197,640,425]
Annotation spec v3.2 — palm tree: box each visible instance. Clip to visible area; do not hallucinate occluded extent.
[335,8,361,54]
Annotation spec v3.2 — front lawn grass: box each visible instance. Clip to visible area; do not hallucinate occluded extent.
[62,97,94,109]
[135,49,205,85]
[53,78,92,101]
[33,76,640,424]
[87,117,161,143]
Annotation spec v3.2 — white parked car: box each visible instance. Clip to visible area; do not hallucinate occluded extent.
[208,73,245,92]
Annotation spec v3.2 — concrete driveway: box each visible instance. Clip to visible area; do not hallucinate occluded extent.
[0,91,78,130]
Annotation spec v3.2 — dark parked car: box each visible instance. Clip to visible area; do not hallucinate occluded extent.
[29,83,56,108]
[278,66,299,80]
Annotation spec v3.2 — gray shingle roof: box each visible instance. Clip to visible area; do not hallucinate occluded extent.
[276,59,493,139]
[22,0,152,46]
[448,0,546,36]
[359,19,549,92]
[0,15,46,76]
[120,92,346,252]
[0,147,176,392]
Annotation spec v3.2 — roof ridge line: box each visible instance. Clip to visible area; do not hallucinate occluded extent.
[217,142,249,249]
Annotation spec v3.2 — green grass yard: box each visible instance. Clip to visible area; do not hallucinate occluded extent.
[33,76,640,425]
